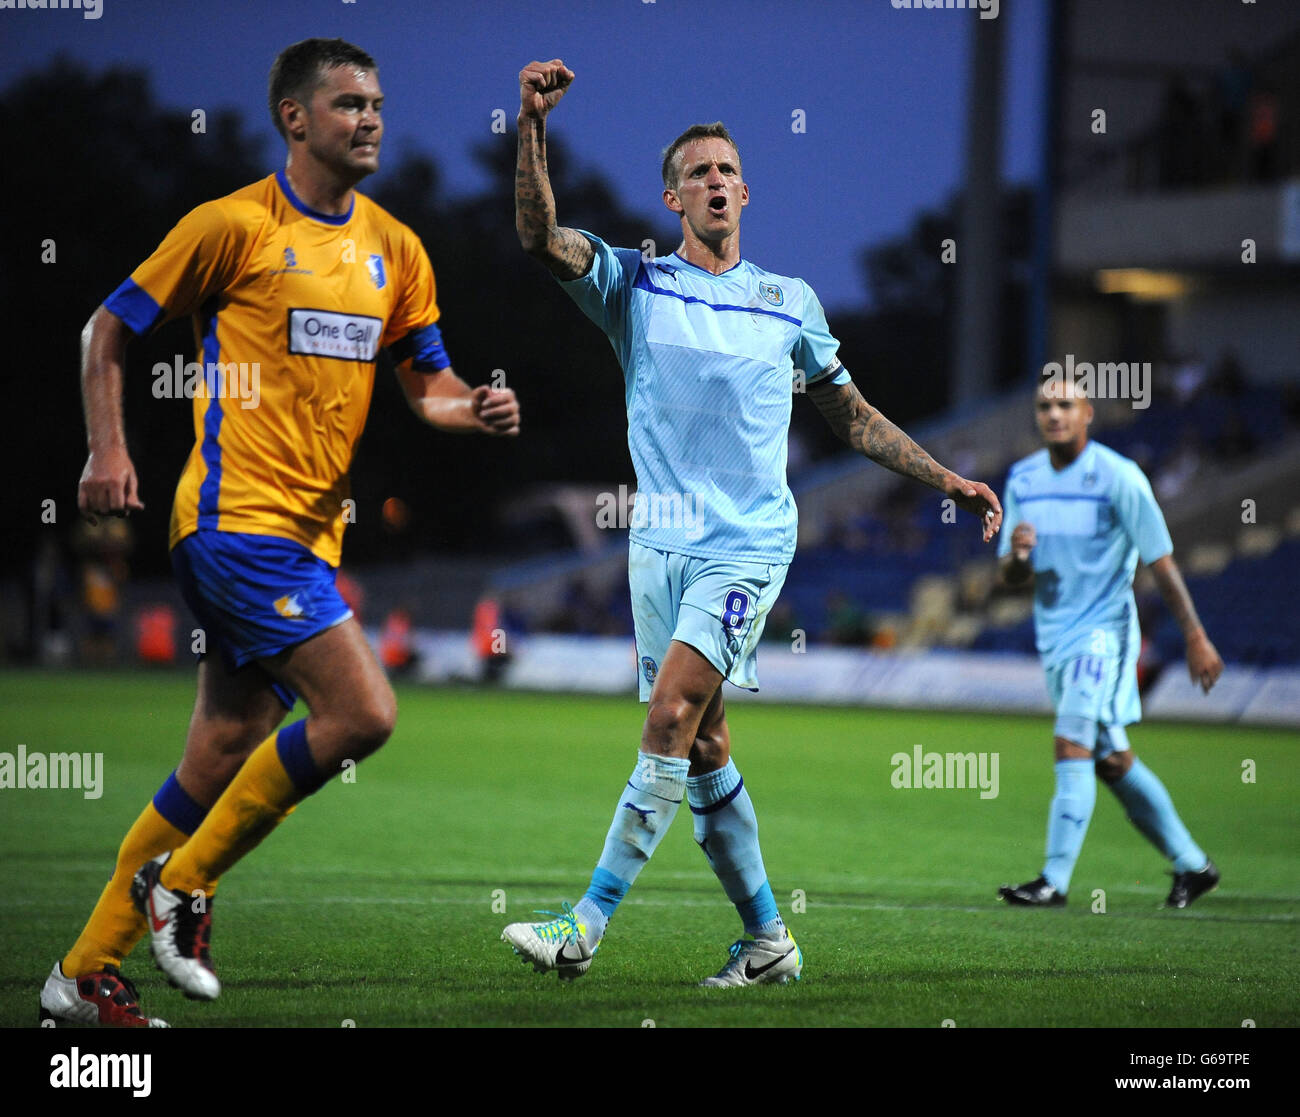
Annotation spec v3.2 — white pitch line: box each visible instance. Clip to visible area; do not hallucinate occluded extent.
[10,865,1299,902]
[167,894,1299,923]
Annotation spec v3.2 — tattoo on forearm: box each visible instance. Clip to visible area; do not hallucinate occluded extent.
[515,119,592,280]
[514,122,553,242]
[808,380,949,489]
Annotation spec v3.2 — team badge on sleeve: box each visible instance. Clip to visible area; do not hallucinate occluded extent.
[641,656,658,684]
[366,253,386,289]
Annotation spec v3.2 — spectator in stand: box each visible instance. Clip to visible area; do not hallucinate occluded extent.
[1215,48,1253,183]
[1158,77,1208,189]
[1247,80,1281,182]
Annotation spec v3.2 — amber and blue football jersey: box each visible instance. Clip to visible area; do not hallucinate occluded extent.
[105,170,450,567]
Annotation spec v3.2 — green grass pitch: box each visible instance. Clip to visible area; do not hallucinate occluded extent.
[1,670,1295,1028]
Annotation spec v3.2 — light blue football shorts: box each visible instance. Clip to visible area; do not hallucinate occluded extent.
[1044,635,1142,756]
[628,540,789,701]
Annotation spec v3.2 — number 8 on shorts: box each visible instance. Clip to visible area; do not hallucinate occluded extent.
[722,588,750,631]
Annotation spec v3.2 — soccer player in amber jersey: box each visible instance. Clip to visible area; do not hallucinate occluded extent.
[501,59,1002,986]
[40,38,519,1027]
[997,377,1223,910]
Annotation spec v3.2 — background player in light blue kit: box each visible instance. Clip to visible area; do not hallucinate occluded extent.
[503,58,1003,985]
[998,377,1224,909]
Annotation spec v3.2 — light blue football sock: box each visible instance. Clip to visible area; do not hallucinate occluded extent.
[573,870,625,945]
[574,751,690,942]
[1041,759,1096,894]
[1107,758,1207,873]
[688,760,783,937]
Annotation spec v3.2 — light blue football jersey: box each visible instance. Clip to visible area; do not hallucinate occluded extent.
[558,232,849,564]
[999,441,1174,667]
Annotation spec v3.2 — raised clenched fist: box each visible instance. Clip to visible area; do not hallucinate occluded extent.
[518,59,574,121]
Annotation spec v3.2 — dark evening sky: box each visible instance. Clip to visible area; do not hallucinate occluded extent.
[3,0,1046,313]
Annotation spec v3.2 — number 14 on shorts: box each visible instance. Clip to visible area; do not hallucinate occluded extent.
[1070,656,1104,686]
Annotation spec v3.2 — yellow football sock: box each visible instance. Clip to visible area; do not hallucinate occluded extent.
[161,731,302,896]
[62,802,190,977]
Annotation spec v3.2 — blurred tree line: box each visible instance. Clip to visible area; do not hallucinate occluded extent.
[1,59,1030,577]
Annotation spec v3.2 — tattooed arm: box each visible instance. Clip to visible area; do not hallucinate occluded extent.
[807,376,1004,542]
[516,59,593,281]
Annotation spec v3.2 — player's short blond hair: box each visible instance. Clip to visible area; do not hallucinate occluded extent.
[661,123,741,189]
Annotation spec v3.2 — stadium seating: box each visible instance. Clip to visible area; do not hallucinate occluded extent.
[780,383,1295,658]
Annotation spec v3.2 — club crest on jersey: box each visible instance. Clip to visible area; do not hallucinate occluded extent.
[366,253,386,289]
[641,656,658,684]
[758,282,784,307]
[274,594,305,619]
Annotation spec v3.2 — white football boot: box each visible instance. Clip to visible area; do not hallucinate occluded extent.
[502,902,599,981]
[699,928,802,987]
[39,962,169,1027]
[130,852,220,1001]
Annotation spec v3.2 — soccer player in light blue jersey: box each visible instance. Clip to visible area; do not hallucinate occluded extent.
[502,59,1003,985]
[997,377,1224,909]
